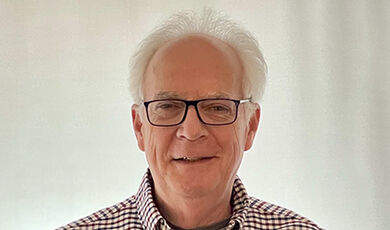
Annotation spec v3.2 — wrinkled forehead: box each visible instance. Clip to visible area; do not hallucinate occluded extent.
[143,34,244,100]
[153,91,235,100]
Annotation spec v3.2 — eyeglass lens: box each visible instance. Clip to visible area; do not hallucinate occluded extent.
[147,99,237,126]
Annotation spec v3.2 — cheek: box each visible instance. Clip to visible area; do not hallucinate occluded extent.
[232,126,245,159]
[223,126,246,176]
[143,127,176,169]
[214,125,246,165]
[235,112,250,146]
[233,120,248,154]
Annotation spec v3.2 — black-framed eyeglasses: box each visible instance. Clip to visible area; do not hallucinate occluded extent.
[143,98,251,127]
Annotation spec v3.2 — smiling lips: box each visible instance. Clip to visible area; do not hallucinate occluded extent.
[173,156,215,162]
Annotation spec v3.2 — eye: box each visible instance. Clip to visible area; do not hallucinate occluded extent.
[210,105,229,111]
[203,103,231,113]
[157,103,174,109]
[155,101,183,110]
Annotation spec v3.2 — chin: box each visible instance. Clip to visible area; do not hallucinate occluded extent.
[172,173,221,197]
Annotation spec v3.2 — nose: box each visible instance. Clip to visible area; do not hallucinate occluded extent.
[176,106,208,141]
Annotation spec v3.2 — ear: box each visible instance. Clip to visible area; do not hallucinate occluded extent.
[131,104,145,151]
[244,103,261,151]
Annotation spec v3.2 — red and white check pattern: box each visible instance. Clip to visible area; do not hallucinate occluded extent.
[58,170,323,229]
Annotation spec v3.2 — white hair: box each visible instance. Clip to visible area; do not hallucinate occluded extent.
[129,8,268,105]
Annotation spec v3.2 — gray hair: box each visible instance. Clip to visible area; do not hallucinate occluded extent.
[129,8,268,105]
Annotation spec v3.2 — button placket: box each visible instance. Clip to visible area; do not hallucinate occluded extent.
[159,219,171,230]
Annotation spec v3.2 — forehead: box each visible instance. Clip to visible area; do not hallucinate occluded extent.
[143,34,244,100]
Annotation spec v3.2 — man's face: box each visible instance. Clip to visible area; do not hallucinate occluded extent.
[132,35,260,198]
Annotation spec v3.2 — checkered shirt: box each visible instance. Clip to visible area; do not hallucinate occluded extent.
[58,170,323,230]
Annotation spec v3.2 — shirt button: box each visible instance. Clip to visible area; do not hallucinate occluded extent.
[160,219,170,230]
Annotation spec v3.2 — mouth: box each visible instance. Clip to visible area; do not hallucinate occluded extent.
[173,156,215,163]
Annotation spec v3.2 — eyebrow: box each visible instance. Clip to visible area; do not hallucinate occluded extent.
[207,92,231,98]
[153,91,233,100]
[154,91,181,99]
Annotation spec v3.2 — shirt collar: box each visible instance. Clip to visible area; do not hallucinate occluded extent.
[135,170,164,229]
[135,169,250,229]
[229,174,250,229]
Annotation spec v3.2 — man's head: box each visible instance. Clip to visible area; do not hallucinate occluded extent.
[130,9,267,105]
[130,9,266,200]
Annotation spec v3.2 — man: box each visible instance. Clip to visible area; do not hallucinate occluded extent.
[59,9,322,230]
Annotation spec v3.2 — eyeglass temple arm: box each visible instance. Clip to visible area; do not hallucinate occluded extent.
[239,98,251,104]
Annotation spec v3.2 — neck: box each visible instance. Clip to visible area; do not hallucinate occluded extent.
[154,182,233,229]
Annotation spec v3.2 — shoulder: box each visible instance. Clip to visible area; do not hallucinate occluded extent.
[243,196,323,230]
[56,195,143,230]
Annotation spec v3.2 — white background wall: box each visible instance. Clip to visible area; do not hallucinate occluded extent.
[0,0,388,229]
